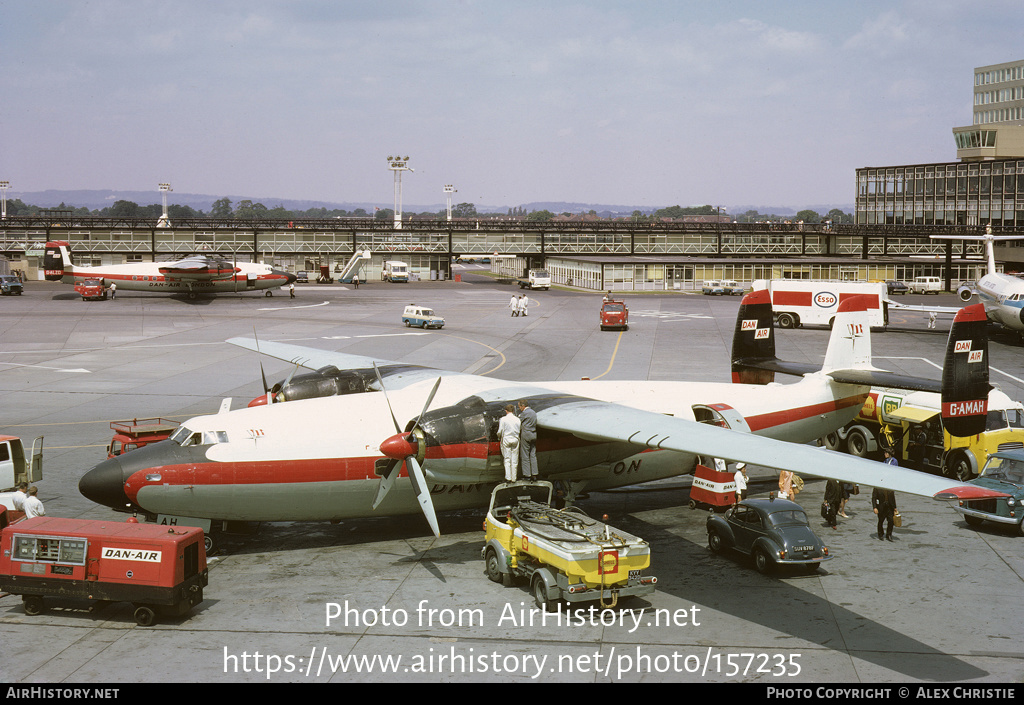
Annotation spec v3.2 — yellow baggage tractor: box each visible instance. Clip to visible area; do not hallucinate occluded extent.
[482,481,657,611]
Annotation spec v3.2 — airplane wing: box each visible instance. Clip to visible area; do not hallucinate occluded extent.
[537,398,1001,502]
[159,255,240,281]
[229,337,376,371]
[886,300,962,316]
[226,336,462,390]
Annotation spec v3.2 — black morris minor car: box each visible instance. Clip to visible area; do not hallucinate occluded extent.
[706,497,833,574]
[955,449,1024,536]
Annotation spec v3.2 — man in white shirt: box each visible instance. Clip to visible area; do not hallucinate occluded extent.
[508,295,519,317]
[23,486,45,519]
[518,294,529,316]
[12,481,28,512]
[497,405,521,482]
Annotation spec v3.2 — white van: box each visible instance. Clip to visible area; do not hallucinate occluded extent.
[402,304,444,329]
[909,276,942,294]
[382,260,409,283]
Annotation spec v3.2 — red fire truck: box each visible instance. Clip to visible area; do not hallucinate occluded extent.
[0,516,208,626]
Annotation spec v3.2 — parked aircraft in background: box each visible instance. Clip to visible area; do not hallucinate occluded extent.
[44,241,295,299]
[889,229,1024,340]
[79,293,1000,545]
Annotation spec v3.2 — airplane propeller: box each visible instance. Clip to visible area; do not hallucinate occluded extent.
[250,330,300,406]
[372,362,443,537]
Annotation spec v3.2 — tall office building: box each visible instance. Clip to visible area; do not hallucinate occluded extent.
[857,59,1024,229]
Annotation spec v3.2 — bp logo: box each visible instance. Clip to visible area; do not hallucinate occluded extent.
[813,291,838,308]
[880,395,902,422]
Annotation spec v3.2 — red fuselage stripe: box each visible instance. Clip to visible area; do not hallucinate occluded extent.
[743,394,866,432]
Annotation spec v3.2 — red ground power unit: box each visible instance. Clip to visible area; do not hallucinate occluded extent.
[0,517,208,626]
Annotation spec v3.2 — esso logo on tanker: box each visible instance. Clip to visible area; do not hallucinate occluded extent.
[813,291,838,308]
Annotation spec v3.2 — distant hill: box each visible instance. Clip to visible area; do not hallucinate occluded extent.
[9,189,853,218]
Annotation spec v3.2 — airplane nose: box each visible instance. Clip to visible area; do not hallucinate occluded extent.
[79,456,131,510]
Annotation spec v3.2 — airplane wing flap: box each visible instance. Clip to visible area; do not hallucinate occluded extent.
[538,400,1003,501]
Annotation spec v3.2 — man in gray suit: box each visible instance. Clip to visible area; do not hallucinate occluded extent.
[517,400,538,480]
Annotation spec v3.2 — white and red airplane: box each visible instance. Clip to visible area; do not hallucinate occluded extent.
[44,240,295,299]
[79,292,1000,542]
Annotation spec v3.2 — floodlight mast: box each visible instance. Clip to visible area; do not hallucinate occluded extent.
[387,155,413,229]
[444,184,456,222]
[157,183,172,228]
[0,181,9,220]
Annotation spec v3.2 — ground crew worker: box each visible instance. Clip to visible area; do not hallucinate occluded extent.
[509,294,519,316]
[23,486,45,519]
[12,481,28,512]
[497,405,521,481]
[518,400,538,479]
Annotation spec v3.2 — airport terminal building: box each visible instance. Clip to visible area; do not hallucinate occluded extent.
[856,60,1024,231]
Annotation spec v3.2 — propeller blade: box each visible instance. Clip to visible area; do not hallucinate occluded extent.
[372,361,402,434]
[253,328,272,404]
[405,456,440,537]
[371,458,402,510]
[409,377,442,438]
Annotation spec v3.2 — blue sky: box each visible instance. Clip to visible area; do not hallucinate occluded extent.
[1,0,1021,210]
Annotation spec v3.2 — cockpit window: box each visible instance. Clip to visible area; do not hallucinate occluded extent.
[170,426,228,446]
[169,426,192,445]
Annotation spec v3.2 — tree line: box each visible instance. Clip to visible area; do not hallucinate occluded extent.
[1,197,852,224]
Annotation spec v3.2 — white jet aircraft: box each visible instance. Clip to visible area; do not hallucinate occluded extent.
[44,240,295,299]
[889,228,1024,340]
[79,292,1001,541]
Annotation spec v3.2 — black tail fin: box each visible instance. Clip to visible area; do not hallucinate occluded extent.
[942,303,991,437]
[731,289,822,383]
[43,241,70,282]
[731,289,777,384]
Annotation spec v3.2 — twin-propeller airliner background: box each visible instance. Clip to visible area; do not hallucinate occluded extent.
[44,240,294,298]
[79,292,1002,540]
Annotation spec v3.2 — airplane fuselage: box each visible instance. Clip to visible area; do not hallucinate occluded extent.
[81,374,867,525]
[60,262,293,296]
[976,273,1024,331]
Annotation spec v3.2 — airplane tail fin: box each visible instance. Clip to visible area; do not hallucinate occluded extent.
[731,289,776,384]
[821,296,873,374]
[731,289,819,383]
[941,303,990,437]
[43,241,74,282]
